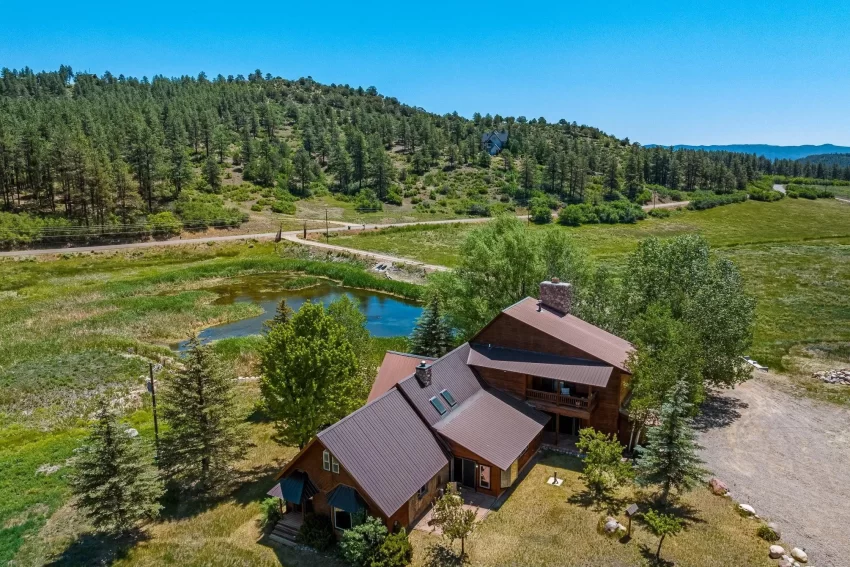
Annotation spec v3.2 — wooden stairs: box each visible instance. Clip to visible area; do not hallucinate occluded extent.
[268,514,302,547]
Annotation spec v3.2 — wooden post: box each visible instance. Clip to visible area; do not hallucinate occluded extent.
[303,221,306,239]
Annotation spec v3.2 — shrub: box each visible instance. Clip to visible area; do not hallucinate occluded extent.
[748,187,783,202]
[372,529,413,567]
[340,515,387,566]
[147,211,182,238]
[686,191,748,210]
[786,184,834,199]
[251,203,263,212]
[529,196,552,224]
[355,189,383,212]
[175,190,248,228]
[271,200,296,214]
[634,188,653,204]
[557,200,646,226]
[648,207,672,218]
[757,524,780,542]
[384,187,403,206]
[296,513,336,551]
[259,497,282,529]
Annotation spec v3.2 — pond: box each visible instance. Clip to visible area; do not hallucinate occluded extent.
[175,274,422,351]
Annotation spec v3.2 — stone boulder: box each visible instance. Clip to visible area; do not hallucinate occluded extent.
[767,522,781,539]
[778,559,793,567]
[739,503,756,515]
[709,478,728,495]
[603,517,626,537]
[791,548,808,563]
[769,545,786,559]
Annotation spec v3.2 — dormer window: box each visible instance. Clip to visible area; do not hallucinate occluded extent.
[429,396,447,415]
[440,389,457,407]
[323,450,340,474]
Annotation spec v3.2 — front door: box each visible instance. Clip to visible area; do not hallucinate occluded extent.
[461,458,476,489]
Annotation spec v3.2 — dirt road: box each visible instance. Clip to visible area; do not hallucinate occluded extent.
[697,374,850,566]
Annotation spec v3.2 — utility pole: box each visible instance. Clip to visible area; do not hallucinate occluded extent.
[303,221,307,239]
[147,363,161,458]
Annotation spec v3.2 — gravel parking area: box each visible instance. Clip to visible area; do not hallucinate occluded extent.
[697,373,850,567]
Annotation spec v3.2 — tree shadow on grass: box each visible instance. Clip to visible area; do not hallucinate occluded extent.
[422,543,465,567]
[46,529,145,567]
[158,458,284,522]
[632,493,705,528]
[567,488,630,515]
[694,391,748,431]
[638,543,675,567]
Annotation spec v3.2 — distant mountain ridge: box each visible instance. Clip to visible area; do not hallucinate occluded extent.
[645,143,850,161]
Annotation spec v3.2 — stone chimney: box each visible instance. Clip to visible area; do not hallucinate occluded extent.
[415,361,432,387]
[539,278,572,314]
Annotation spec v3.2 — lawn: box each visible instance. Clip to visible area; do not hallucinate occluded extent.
[0,242,418,564]
[411,452,776,567]
[331,198,850,371]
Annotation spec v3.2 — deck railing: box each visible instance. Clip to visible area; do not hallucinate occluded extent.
[527,389,597,411]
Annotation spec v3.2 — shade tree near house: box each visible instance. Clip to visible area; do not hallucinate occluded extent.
[643,508,684,561]
[159,335,246,493]
[635,380,707,505]
[574,427,633,505]
[432,484,477,558]
[259,301,362,448]
[70,402,163,535]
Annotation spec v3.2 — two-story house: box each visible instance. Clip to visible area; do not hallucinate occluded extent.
[268,279,634,538]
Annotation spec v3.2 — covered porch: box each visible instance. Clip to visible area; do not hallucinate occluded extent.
[412,485,499,535]
[266,470,319,521]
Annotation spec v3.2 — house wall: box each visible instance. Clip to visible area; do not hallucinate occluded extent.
[475,366,527,398]
[474,314,630,438]
[443,438,503,498]
[406,463,451,527]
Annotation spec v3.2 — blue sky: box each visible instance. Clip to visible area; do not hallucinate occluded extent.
[3,1,849,145]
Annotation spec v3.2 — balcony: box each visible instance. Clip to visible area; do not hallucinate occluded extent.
[526,388,597,412]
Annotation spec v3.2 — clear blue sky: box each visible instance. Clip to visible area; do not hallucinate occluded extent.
[3,1,849,145]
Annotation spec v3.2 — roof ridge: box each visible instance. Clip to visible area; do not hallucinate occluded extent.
[317,387,400,439]
[386,351,437,360]
[469,342,611,366]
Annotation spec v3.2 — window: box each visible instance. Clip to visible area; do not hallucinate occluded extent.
[429,396,447,415]
[479,464,491,489]
[332,456,340,474]
[333,508,352,531]
[322,450,330,471]
[417,484,428,500]
[439,389,457,407]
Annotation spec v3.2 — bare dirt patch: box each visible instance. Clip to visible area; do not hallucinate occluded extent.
[697,372,850,566]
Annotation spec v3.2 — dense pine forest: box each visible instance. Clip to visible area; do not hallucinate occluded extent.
[1,65,849,244]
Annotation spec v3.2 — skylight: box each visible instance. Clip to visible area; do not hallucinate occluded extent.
[429,396,447,415]
[439,389,457,407]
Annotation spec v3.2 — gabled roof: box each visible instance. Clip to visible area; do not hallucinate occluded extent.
[267,470,319,503]
[467,344,613,388]
[481,131,508,144]
[432,388,547,470]
[316,389,449,517]
[368,351,436,403]
[396,343,482,427]
[500,297,634,371]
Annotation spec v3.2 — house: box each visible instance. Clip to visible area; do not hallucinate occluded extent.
[268,279,634,536]
[481,131,508,155]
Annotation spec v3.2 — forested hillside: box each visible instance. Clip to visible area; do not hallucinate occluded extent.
[2,66,850,245]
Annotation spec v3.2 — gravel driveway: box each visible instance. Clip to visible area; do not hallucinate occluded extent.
[697,374,850,566]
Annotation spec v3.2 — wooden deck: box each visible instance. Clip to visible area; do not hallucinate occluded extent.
[268,512,303,547]
[527,389,597,410]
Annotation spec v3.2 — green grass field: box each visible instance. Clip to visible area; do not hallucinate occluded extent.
[330,198,850,372]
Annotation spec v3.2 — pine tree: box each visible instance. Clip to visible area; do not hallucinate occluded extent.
[409,297,453,358]
[159,336,246,493]
[70,403,163,535]
[204,154,221,190]
[635,380,707,504]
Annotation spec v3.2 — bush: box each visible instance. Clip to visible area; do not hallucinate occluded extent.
[786,184,834,200]
[147,211,182,238]
[175,190,248,228]
[634,188,653,205]
[372,529,413,567]
[259,497,282,529]
[297,513,336,551]
[0,212,73,247]
[340,515,387,566]
[757,524,780,542]
[686,191,748,210]
[355,189,383,212]
[748,187,783,202]
[648,207,672,218]
[271,200,296,214]
[384,187,403,206]
[557,200,646,227]
[529,196,552,224]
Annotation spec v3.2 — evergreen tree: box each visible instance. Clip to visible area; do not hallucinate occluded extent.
[203,154,221,190]
[159,336,246,493]
[635,380,707,504]
[643,509,683,561]
[70,403,163,535]
[260,302,361,448]
[409,296,453,358]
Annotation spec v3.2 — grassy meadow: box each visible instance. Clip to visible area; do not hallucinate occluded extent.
[329,198,850,373]
[0,241,414,565]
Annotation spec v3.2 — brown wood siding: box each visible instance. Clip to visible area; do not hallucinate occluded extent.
[519,431,542,471]
[477,314,625,437]
[443,438,503,497]
[406,463,450,527]
[475,366,527,398]
[281,439,391,525]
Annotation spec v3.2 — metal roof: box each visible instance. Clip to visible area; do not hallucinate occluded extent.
[467,344,613,388]
[268,470,318,503]
[368,351,436,403]
[396,343,483,427]
[433,388,548,471]
[317,389,449,518]
[326,484,367,514]
[502,297,634,371]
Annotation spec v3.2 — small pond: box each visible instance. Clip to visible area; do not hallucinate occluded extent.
[175,274,422,351]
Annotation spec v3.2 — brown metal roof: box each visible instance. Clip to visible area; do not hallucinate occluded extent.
[317,389,449,518]
[503,297,634,371]
[396,343,483,427]
[467,344,613,388]
[368,351,436,403]
[433,388,548,471]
